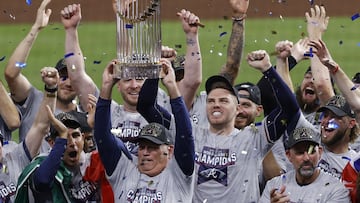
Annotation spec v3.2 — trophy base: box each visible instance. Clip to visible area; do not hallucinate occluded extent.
[114,63,161,79]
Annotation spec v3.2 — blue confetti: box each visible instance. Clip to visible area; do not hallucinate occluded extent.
[125,24,133,29]
[351,13,360,21]
[15,62,27,68]
[357,42,360,47]
[26,0,32,5]
[219,32,227,37]
[304,47,313,57]
[0,56,5,61]
[93,60,101,64]
[351,84,360,91]
[309,0,314,5]
[64,52,74,58]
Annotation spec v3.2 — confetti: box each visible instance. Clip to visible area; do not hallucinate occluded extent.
[351,84,360,91]
[218,52,223,56]
[264,38,269,43]
[271,30,277,35]
[26,0,32,5]
[219,32,227,37]
[351,13,360,21]
[304,47,313,57]
[175,44,182,49]
[93,60,102,64]
[339,40,343,45]
[9,14,16,20]
[218,25,223,29]
[15,62,26,68]
[64,52,74,58]
[125,24,133,29]
[0,56,5,61]
[279,15,284,22]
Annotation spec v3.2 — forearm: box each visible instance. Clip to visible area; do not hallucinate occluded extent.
[172,97,194,176]
[65,28,97,109]
[178,33,202,110]
[219,20,245,85]
[0,81,20,129]
[275,57,294,92]
[33,138,66,191]
[264,67,300,141]
[25,91,56,158]
[137,79,171,129]
[94,97,129,175]
[310,55,334,105]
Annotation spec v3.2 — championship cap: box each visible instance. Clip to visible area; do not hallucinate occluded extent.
[284,126,320,149]
[317,95,355,118]
[352,72,360,84]
[205,75,239,103]
[49,112,81,138]
[55,58,67,72]
[136,123,173,145]
[234,82,261,105]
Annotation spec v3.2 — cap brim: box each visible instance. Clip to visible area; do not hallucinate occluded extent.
[136,135,165,145]
[317,106,347,117]
[205,75,239,103]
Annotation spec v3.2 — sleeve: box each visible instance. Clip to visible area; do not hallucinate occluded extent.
[262,67,301,143]
[137,78,171,129]
[32,138,67,192]
[171,97,195,176]
[257,55,298,116]
[94,97,132,176]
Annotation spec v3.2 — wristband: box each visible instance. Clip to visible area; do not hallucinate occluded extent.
[46,93,56,98]
[44,85,58,93]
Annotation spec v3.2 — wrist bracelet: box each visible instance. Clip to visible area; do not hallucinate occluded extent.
[46,93,56,98]
[232,14,247,22]
[330,65,339,74]
[44,85,58,93]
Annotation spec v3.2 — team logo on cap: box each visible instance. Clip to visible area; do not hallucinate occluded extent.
[141,123,162,137]
[293,127,313,141]
[327,95,346,108]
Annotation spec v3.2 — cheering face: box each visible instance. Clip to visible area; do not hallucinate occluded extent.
[62,128,84,168]
[117,78,145,110]
[137,140,170,177]
[206,88,239,128]
[287,142,322,181]
[57,69,77,104]
[235,90,262,130]
[300,73,317,104]
[320,110,349,146]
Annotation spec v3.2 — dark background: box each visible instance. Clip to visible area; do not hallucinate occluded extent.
[1,0,359,23]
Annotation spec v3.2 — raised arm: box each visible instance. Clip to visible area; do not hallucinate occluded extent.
[306,5,334,105]
[4,0,51,103]
[219,0,249,85]
[0,80,20,131]
[61,4,99,109]
[94,60,131,175]
[274,40,294,92]
[176,9,202,110]
[25,67,58,158]
[247,50,300,142]
[310,39,360,123]
[160,59,195,175]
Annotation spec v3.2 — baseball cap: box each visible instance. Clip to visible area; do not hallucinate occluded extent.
[67,110,92,133]
[317,95,355,118]
[55,58,67,72]
[136,123,173,145]
[234,82,261,105]
[205,75,239,103]
[49,112,81,138]
[284,126,320,149]
[352,72,360,84]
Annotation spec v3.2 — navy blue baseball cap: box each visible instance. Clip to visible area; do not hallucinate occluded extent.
[136,123,173,145]
[234,82,261,105]
[205,75,239,103]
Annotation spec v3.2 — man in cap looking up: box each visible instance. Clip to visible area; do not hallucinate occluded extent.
[259,126,350,202]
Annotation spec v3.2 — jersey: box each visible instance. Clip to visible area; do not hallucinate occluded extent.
[0,142,31,203]
[110,88,173,154]
[318,147,358,180]
[259,170,350,202]
[108,154,194,203]
[189,91,209,128]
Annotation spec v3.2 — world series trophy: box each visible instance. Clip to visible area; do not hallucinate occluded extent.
[113,0,162,79]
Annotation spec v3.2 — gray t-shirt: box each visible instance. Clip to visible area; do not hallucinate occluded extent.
[259,170,350,203]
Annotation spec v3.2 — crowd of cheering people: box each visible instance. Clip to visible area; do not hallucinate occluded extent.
[1,0,360,202]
